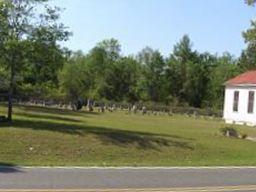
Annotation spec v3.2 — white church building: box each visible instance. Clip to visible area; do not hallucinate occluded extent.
[223,70,256,126]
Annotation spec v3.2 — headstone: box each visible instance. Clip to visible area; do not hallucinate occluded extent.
[87,99,93,112]
[132,105,137,114]
[142,106,147,115]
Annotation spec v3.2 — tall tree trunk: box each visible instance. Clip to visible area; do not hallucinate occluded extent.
[7,65,14,122]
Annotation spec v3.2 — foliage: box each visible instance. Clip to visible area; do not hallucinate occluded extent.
[138,47,166,102]
[2,0,256,117]
[205,53,239,109]
[246,0,256,6]
[58,52,93,101]
[240,1,256,71]
[0,0,70,120]
[36,36,240,110]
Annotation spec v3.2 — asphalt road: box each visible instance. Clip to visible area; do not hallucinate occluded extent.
[1,167,256,191]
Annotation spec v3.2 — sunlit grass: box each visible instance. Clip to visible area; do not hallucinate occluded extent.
[0,104,256,166]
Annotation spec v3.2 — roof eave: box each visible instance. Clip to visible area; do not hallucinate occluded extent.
[225,83,256,87]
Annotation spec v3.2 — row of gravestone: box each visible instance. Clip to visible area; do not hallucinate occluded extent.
[3,98,222,119]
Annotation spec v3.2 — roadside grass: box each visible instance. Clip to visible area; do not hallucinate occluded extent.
[0,104,256,166]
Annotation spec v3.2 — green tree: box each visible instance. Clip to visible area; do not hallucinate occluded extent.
[184,53,213,107]
[86,39,122,100]
[59,51,93,108]
[246,0,256,6]
[110,57,141,101]
[238,45,256,71]
[0,0,70,121]
[166,35,199,105]
[205,53,239,109]
[96,38,121,61]
[239,0,256,71]
[138,47,166,102]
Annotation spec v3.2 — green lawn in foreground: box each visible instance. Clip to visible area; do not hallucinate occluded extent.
[0,104,256,166]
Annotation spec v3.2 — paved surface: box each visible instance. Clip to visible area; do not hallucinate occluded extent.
[1,167,256,191]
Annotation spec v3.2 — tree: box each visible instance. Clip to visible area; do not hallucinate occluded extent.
[85,39,122,100]
[138,47,166,102]
[109,56,141,101]
[0,65,9,93]
[246,0,256,6]
[204,53,239,109]
[0,0,70,121]
[238,45,256,71]
[184,53,213,107]
[166,35,199,105]
[59,52,93,109]
[239,0,256,71]
[96,38,121,61]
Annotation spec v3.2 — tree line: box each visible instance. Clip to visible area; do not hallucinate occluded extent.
[1,0,256,121]
[59,37,240,110]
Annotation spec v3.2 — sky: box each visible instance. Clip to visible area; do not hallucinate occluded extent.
[51,0,256,57]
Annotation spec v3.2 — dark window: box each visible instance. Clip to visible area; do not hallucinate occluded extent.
[233,91,239,112]
[248,91,255,114]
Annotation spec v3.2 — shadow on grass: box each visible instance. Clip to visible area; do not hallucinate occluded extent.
[1,118,194,151]
[0,104,194,151]
[15,112,82,123]
[17,104,99,116]
[0,162,22,173]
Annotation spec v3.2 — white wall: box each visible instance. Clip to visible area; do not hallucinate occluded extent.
[223,85,256,126]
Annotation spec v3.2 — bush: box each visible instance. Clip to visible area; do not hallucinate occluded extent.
[220,127,239,138]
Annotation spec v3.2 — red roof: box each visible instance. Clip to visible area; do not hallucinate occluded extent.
[225,71,256,85]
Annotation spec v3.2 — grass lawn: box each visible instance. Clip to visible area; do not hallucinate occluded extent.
[0,104,256,166]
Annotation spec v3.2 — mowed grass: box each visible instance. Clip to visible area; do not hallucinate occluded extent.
[0,104,256,166]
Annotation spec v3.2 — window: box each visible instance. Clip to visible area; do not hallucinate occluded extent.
[248,91,255,114]
[233,91,239,112]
